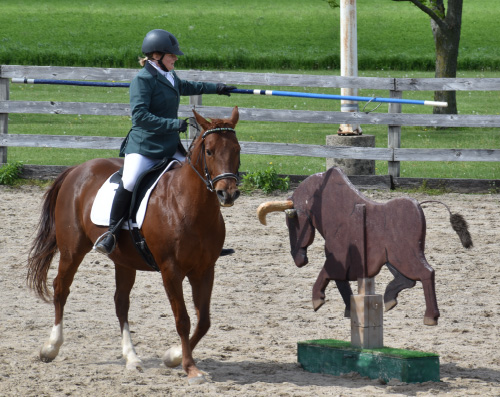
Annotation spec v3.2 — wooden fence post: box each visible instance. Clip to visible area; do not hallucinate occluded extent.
[388,89,402,177]
[0,77,9,163]
[189,95,202,139]
[351,277,383,349]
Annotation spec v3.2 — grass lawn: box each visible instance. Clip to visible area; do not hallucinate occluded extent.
[1,0,500,71]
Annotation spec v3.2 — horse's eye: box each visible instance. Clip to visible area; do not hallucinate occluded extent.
[206,149,213,156]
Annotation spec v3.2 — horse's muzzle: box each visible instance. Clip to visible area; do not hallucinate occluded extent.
[217,188,240,207]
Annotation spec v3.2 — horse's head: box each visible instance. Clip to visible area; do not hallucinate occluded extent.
[257,200,316,267]
[190,106,241,207]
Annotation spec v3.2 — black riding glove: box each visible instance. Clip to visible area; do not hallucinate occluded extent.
[216,83,237,96]
[179,119,188,132]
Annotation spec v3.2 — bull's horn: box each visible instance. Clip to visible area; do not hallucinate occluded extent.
[257,200,294,225]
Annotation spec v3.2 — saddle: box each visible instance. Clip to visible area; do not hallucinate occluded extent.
[126,158,181,272]
[92,158,181,272]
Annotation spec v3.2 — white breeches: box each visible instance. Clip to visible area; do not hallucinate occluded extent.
[122,150,185,192]
[122,154,161,192]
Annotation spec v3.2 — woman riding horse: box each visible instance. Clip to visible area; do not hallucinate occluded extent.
[94,29,237,255]
[27,105,242,384]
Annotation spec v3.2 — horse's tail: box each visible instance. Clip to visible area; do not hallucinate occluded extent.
[27,167,76,302]
[420,200,473,249]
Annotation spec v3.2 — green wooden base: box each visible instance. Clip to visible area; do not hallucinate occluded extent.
[297,339,440,383]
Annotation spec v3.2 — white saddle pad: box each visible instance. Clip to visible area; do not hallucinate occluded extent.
[90,161,179,230]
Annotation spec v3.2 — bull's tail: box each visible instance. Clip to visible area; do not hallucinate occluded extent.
[420,200,473,249]
[27,167,76,302]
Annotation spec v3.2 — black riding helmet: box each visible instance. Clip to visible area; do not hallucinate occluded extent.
[141,29,184,56]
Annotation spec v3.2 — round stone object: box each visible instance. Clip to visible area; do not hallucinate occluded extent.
[326,135,375,176]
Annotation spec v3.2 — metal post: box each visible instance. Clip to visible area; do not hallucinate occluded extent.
[189,95,202,139]
[388,90,402,177]
[0,77,9,163]
[339,0,361,135]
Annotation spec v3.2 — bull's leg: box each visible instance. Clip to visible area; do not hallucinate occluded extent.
[335,280,353,318]
[114,265,142,370]
[389,257,439,325]
[421,271,440,326]
[40,250,86,362]
[312,268,353,316]
[312,267,330,311]
[160,266,206,384]
[384,262,416,312]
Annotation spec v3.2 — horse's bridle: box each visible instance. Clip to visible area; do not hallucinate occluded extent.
[187,127,239,192]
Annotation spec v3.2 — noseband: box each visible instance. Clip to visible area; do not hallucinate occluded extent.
[187,127,239,192]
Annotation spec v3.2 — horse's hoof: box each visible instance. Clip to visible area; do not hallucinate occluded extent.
[163,345,182,368]
[126,360,144,372]
[344,308,350,318]
[312,299,325,311]
[39,353,55,363]
[424,316,438,326]
[384,299,397,312]
[188,374,207,385]
[40,344,59,362]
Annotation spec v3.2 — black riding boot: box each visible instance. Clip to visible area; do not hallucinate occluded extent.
[94,182,133,255]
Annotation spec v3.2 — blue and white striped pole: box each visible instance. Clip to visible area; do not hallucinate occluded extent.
[11,78,130,88]
[229,88,448,107]
[10,78,448,107]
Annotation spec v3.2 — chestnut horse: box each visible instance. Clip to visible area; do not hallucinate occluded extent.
[27,107,241,384]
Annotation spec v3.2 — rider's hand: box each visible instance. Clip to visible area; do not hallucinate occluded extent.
[216,83,237,96]
[179,119,188,132]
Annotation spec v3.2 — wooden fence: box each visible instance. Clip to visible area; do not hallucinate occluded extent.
[1,65,499,191]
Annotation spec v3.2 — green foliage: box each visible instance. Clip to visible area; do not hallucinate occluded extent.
[241,167,290,194]
[400,179,451,196]
[0,162,23,185]
[325,0,340,8]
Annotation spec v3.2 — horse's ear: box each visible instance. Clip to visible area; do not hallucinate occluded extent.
[230,106,239,126]
[192,109,211,131]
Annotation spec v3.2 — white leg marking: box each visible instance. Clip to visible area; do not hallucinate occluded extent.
[40,322,64,362]
[122,322,143,371]
[188,375,207,385]
[162,345,182,368]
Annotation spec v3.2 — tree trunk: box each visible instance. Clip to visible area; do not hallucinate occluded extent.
[430,0,463,115]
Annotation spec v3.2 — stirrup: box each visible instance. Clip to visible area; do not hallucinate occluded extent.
[93,231,117,255]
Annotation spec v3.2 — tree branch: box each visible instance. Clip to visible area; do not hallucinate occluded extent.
[395,0,448,31]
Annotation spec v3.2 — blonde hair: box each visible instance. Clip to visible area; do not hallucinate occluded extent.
[139,52,164,67]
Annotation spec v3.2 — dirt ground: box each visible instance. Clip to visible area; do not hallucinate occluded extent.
[0,184,499,396]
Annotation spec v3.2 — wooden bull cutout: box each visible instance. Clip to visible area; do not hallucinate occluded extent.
[257,167,472,326]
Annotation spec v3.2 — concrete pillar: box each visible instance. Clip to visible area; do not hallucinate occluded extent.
[326,135,375,175]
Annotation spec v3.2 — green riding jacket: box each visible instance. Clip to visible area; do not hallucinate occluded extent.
[120,62,217,159]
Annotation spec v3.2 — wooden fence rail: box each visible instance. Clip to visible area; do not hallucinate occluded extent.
[1,65,500,180]
[2,131,499,163]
